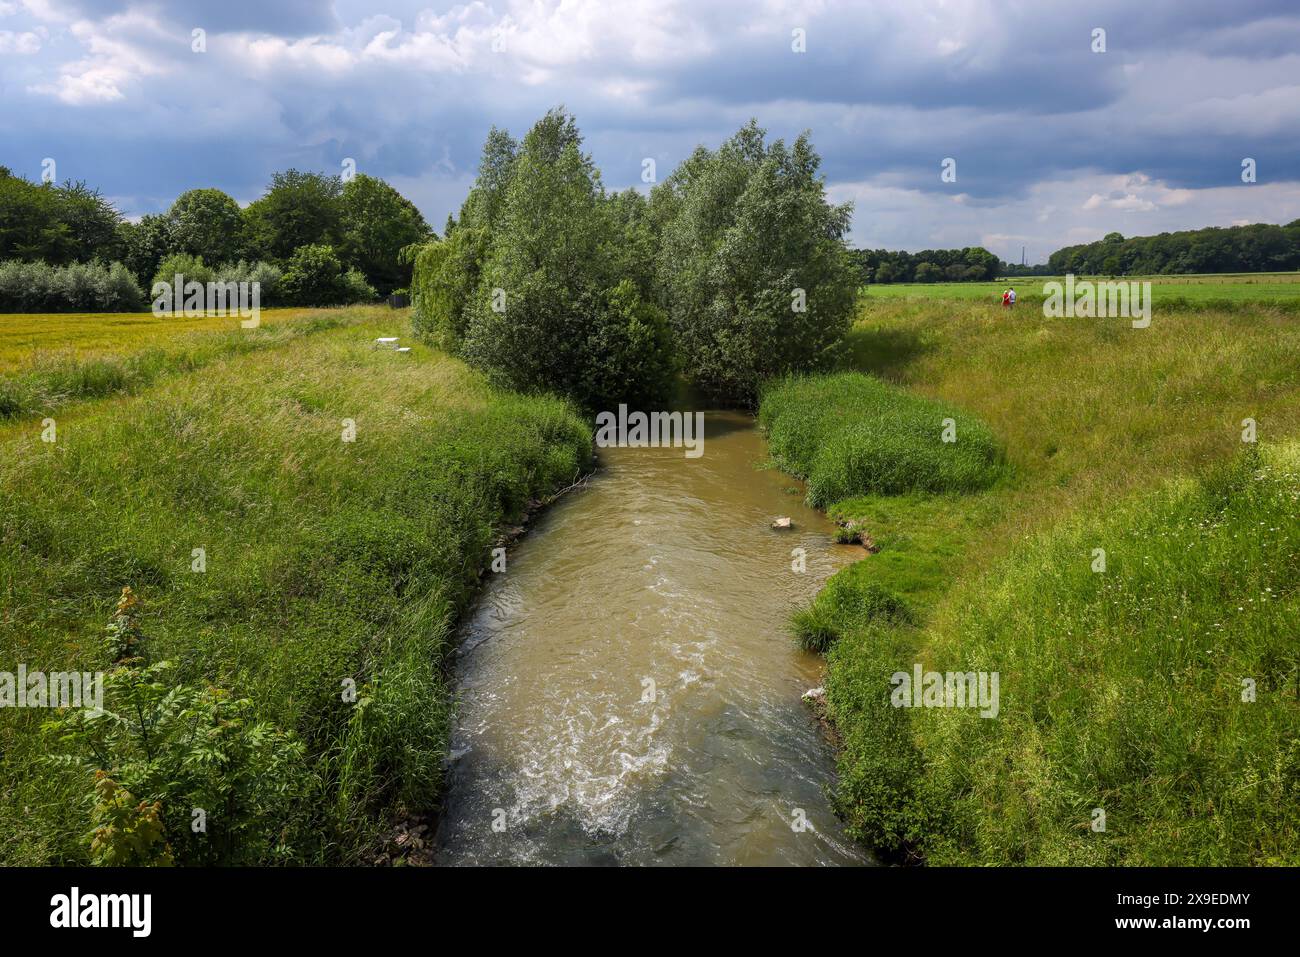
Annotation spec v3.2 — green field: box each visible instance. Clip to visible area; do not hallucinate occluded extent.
[766,293,1300,864]
[0,307,591,864]
[0,308,329,371]
[4,275,1298,867]
[864,272,1300,304]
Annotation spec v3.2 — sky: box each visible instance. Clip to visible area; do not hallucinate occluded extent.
[2,0,1299,263]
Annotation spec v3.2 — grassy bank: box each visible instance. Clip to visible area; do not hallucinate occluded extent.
[0,309,592,864]
[769,296,1300,865]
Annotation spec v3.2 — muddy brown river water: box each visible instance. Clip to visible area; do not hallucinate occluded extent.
[434,410,872,865]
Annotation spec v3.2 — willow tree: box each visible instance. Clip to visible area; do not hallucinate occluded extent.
[652,121,857,405]
[415,109,674,408]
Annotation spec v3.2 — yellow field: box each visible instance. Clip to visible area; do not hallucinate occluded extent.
[0,308,322,371]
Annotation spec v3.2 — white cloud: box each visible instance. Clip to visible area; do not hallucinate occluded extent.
[27,12,171,104]
[0,29,40,52]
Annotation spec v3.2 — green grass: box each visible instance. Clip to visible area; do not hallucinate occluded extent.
[759,371,1002,507]
[0,308,381,419]
[791,566,915,653]
[0,308,326,371]
[0,309,592,864]
[862,272,1300,306]
[784,294,1300,865]
[896,444,1298,864]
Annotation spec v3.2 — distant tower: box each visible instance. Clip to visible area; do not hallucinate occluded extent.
[1021,245,1026,267]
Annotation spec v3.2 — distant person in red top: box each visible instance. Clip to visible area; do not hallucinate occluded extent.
[1001,289,1011,308]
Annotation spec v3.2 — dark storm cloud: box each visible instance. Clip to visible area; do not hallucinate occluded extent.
[2,0,1298,256]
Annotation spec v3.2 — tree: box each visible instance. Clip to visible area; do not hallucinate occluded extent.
[449,108,675,407]
[117,214,171,285]
[0,169,69,262]
[652,120,857,405]
[57,181,122,262]
[337,174,430,294]
[914,262,942,282]
[280,244,375,306]
[242,170,343,262]
[166,188,243,265]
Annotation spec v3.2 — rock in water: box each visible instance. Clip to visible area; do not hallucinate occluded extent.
[772,516,792,529]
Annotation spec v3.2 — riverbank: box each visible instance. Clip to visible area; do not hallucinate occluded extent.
[0,309,592,865]
[768,297,1300,865]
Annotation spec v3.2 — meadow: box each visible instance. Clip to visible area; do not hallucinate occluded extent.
[4,273,1297,868]
[767,293,1300,864]
[0,308,379,419]
[0,307,591,864]
[863,272,1300,305]
[0,308,326,371]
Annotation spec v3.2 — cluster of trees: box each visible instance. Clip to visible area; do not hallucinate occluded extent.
[1047,223,1300,276]
[411,110,858,408]
[851,220,1300,284]
[852,246,1000,284]
[0,165,431,309]
[997,261,1055,278]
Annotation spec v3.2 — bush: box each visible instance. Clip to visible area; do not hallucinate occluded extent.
[0,259,144,312]
[151,252,213,292]
[759,372,1002,507]
[213,260,284,307]
[407,231,482,350]
[581,280,677,408]
[280,244,376,306]
[43,589,315,865]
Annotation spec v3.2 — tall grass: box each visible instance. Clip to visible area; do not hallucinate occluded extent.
[0,309,369,418]
[759,371,1002,507]
[797,296,1300,864]
[0,313,592,864]
[828,443,1300,865]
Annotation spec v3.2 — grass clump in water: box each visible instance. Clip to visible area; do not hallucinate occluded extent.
[792,563,915,653]
[759,371,1002,507]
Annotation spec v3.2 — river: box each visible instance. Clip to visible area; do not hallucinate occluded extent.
[434,410,872,865]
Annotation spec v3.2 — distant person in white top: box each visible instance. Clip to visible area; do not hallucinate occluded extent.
[1008,287,1017,306]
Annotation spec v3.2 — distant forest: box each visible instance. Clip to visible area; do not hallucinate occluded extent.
[856,220,1300,282]
[1047,221,1300,276]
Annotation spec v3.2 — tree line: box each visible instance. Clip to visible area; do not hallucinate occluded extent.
[850,246,1002,284]
[853,222,1300,284]
[0,165,431,311]
[409,109,859,408]
[1047,222,1300,276]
